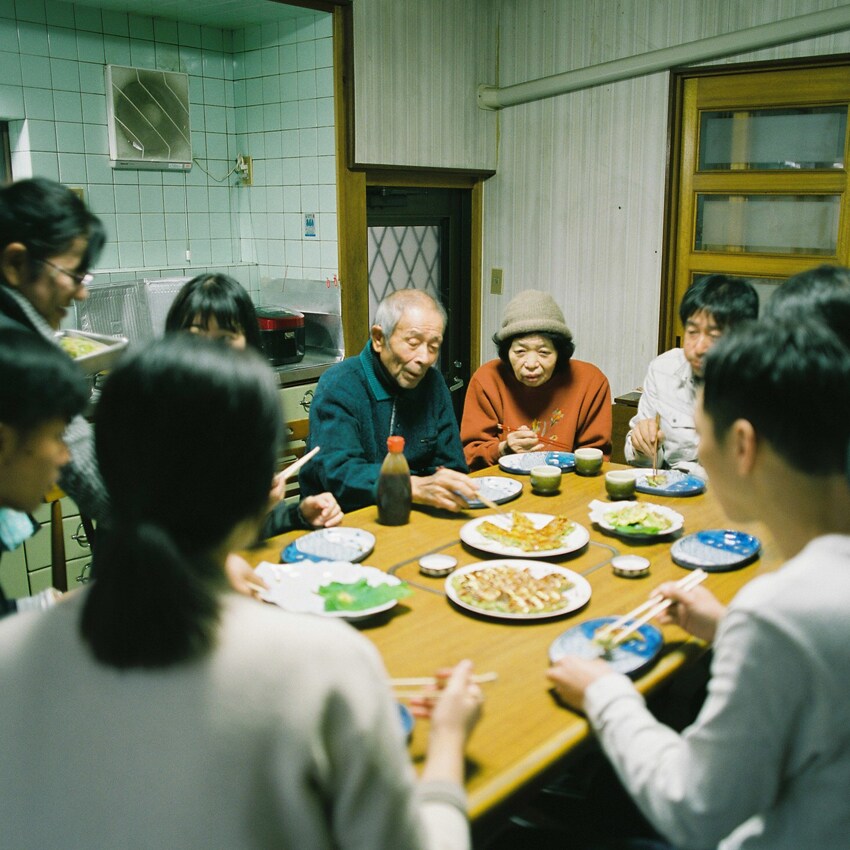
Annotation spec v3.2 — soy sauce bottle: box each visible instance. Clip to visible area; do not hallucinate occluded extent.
[377,436,411,526]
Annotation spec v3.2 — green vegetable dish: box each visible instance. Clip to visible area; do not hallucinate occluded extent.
[317,579,412,612]
[604,504,673,535]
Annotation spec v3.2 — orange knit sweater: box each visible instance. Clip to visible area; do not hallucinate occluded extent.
[461,358,612,470]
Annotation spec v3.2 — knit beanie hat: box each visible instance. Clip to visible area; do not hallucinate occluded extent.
[492,290,572,344]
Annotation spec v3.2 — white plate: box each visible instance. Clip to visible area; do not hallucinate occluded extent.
[498,451,576,474]
[255,560,402,621]
[446,559,592,621]
[281,527,376,563]
[460,512,590,558]
[464,476,523,508]
[588,499,684,538]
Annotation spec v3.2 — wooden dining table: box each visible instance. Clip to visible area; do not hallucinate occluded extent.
[245,463,781,838]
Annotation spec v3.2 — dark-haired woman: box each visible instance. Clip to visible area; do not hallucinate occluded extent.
[0,335,482,848]
[164,272,263,350]
[0,177,109,521]
[461,290,612,470]
[165,273,343,543]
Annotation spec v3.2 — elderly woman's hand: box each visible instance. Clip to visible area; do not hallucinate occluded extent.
[502,426,544,455]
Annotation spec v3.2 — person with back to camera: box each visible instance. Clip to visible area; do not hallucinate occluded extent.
[548,319,850,850]
[301,288,479,513]
[0,177,109,522]
[165,273,343,544]
[0,334,484,849]
[0,331,88,615]
[762,263,850,349]
[625,275,758,479]
[461,290,612,470]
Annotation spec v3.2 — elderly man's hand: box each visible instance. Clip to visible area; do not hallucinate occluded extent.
[411,468,478,512]
[630,417,665,458]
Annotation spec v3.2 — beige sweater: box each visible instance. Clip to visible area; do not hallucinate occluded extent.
[0,592,468,849]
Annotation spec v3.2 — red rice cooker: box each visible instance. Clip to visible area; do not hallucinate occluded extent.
[255,307,306,366]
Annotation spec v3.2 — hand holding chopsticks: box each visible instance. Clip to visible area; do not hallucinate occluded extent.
[594,569,709,649]
[652,412,662,476]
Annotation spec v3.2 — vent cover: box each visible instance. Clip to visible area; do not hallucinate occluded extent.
[105,65,192,171]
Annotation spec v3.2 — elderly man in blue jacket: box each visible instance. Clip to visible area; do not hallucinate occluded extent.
[301,289,478,513]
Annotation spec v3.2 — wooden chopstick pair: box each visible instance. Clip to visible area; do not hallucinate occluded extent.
[595,569,709,649]
[279,445,320,484]
[390,671,498,699]
[652,412,661,476]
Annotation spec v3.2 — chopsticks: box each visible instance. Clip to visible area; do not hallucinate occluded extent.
[594,569,708,649]
[652,412,661,476]
[278,445,320,484]
[390,671,498,699]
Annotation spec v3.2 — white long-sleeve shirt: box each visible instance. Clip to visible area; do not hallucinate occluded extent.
[624,348,706,479]
[0,592,469,850]
[584,534,850,850]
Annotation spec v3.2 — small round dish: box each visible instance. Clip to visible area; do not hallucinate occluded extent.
[281,527,376,564]
[498,451,576,474]
[611,555,650,578]
[419,554,458,577]
[635,469,706,497]
[671,529,761,572]
[548,616,663,678]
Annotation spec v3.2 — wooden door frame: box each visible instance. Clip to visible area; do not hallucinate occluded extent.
[332,5,493,362]
[661,53,850,351]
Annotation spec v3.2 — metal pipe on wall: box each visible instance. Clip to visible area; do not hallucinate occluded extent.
[478,5,850,110]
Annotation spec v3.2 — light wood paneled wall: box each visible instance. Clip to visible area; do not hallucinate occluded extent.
[350,0,850,394]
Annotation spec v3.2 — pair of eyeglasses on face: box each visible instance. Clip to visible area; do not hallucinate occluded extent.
[41,258,94,287]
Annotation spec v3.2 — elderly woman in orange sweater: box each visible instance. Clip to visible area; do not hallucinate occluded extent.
[461,290,612,470]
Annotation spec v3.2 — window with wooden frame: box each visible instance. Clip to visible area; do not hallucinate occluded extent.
[662,59,850,348]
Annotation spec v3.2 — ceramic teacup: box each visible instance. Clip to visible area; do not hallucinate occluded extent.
[574,447,603,476]
[530,464,562,494]
[605,470,636,500]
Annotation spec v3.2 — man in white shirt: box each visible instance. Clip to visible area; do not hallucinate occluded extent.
[548,318,850,850]
[625,275,757,478]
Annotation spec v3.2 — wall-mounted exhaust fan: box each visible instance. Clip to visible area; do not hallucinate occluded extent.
[105,65,192,171]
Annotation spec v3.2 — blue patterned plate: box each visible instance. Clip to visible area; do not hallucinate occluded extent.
[671,529,761,572]
[635,469,706,497]
[281,527,376,564]
[464,476,523,508]
[548,616,664,678]
[498,451,576,474]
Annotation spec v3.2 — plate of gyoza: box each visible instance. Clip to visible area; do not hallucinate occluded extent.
[459,511,590,558]
[446,559,592,620]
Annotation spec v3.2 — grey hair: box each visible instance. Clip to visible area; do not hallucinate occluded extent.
[373,289,447,339]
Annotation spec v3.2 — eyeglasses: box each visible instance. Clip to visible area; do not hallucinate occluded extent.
[41,259,94,287]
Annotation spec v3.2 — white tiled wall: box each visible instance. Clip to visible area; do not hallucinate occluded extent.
[0,0,337,301]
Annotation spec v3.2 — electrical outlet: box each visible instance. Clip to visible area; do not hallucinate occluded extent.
[236,154,253,186]
[490,267,503,295]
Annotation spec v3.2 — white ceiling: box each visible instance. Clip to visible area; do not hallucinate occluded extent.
[73,0,307,28]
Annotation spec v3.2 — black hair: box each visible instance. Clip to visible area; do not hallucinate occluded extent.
[702,319,850,476]
[0,330,88,433]
[0,178,106,275]
[762,264,850,351]
[679,275,759,330]
[497,332,576,372]
[81,335,283,669]
[164,274,262,351]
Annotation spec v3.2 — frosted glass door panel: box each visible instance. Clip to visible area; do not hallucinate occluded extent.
[699,107,846,171]
[695,194,840,255]
[367,225,441,326]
